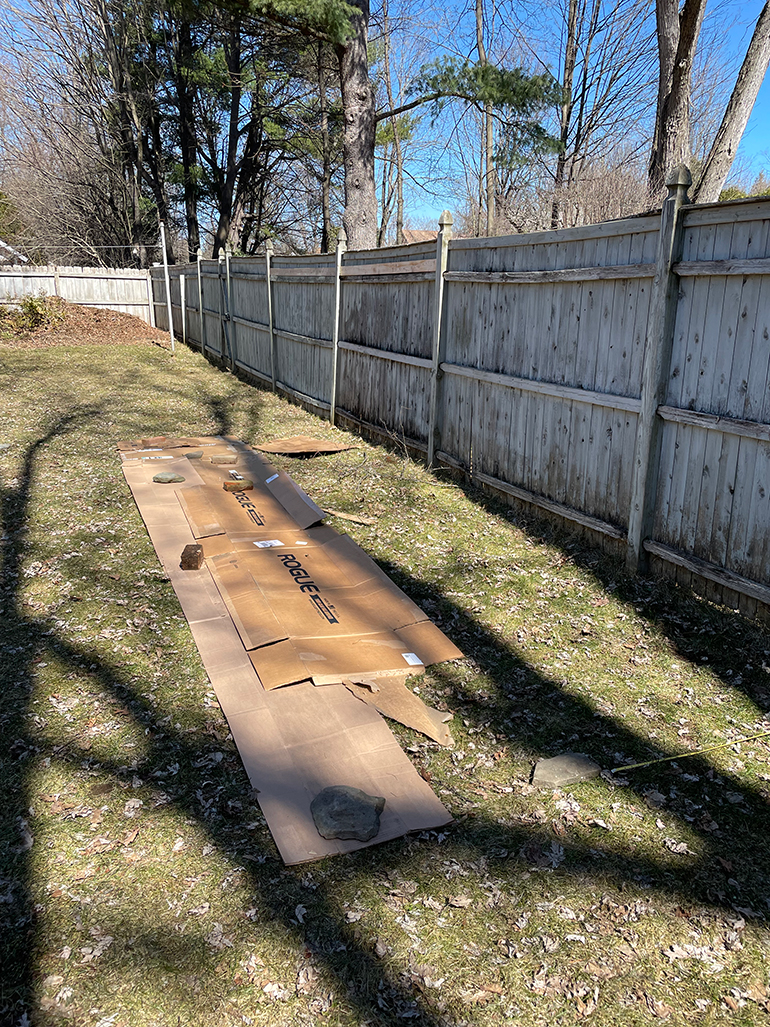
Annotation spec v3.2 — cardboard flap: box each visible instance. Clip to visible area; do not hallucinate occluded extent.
[343,677,454,747]
[118,435,222,452]
[177,486,225,539]
[249,631,430,690]
[262,469,326,529]
[255,435,357,455]
[208,553,285,650]
[396,619,464,665]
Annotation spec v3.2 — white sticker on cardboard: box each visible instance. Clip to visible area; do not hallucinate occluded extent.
[294,541,308,546]
[253,539,284,548]
[142,455,173,461]
[402,652,423,666]
[265,473,279,484]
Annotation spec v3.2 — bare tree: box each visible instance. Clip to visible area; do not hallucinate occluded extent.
[693,1,770,202]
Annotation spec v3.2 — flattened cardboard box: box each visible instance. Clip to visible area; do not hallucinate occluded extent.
[255,435,357,455]
[119,438,455,862]
[206,530,461,689]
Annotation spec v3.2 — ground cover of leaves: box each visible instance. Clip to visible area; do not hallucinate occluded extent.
[2,327,770,1027]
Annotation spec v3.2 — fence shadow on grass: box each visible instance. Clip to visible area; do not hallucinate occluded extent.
[2,409,770,1026]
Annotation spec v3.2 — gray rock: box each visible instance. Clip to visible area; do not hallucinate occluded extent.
[311,785,386,841]
[185,451,203,460]
[153,471,186,484]
[531,752,601,789]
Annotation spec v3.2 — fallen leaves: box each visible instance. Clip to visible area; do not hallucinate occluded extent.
[205,923,233,950]
[447,894,473,908]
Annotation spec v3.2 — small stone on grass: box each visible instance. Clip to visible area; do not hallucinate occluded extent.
[532,752,601,788]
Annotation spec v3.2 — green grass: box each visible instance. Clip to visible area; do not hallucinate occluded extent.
[2,338,770,1026]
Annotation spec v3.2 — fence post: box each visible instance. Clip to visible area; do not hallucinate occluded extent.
[330,226,347,425]
[626,165,691,574]
[266,240,276,390]
[196,249,205,352]
[217,251,227,362]
[146,269,156,327]
[225,243,236,369]
[159,221,175,353]
[179,274,186,346]
[427,210,453,468]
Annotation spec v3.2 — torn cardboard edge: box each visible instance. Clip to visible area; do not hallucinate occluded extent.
[118,437,457,862]
[255,435,358,455]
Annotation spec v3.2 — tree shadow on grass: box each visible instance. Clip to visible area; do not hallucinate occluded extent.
[3,412,770,1026]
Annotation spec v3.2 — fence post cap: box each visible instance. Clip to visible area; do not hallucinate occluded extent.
[196,248,203,258]
[438,210,453,228]
[665,165,692,191]
[265,239,274,254]
[338,225,348,246]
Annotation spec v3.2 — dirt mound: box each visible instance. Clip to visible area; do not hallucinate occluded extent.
[0,296,172,349]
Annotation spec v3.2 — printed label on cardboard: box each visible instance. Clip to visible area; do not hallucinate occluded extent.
[402,652,423,666]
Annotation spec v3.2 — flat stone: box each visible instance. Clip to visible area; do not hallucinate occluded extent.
[185,451,203,460]
[310,785,386,842]
[210,454,237,465]
[531,752,601,789]
[153,471,186,484]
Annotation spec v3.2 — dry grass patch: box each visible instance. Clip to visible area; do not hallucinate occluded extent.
[2,333,770,1026]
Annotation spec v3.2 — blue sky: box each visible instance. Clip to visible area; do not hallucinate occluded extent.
[733,0,770,180]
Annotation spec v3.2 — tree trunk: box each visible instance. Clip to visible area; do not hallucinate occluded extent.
[382,0,404,245]
[693,1,770,203]
[648,0,706,199]
[551,0,578,230]
[337,0,377,250]
[476,0,494,235]
[212,17,242,256]
[318,44,332,253]
[173,17,201,260]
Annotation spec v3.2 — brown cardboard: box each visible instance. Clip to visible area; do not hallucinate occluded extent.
[343,677,454,747]
[204,532,462,689]
[191,448,326,532]
[255,435,357,455]
[118,435,223,453]
[226,682,451,864]
[118,437,456,863]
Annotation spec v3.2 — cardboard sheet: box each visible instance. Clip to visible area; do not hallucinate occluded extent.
[119,438,455,862]
[343,677,454,747]
[255,435,357,455]
[205,530,461,688]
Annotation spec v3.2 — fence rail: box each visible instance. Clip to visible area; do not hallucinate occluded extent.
[0,265,155,322]
[151,187,770,619]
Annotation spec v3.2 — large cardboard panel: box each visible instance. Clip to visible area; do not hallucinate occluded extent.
[227,682,450,864]
[255,435,357,455]
[190,450,325,533]
[119,444,453,863]
[204,532,462,688]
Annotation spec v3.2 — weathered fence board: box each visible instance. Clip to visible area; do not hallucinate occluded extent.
[151,193,770,618]
[0,266,153,321]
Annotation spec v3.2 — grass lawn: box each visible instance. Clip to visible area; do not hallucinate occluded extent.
[2,331,770,1027]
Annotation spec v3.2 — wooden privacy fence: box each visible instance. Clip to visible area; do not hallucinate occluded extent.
[151,180,770,618]
[0,266,155,322]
